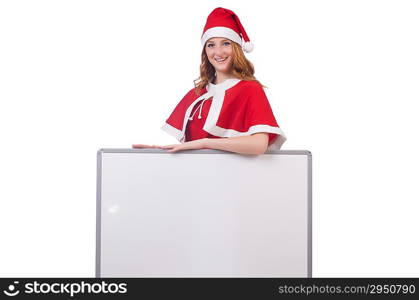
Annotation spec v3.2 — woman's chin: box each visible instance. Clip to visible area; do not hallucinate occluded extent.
[214,65,233,74]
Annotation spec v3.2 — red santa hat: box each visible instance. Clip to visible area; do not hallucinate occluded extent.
[201,7,254,53]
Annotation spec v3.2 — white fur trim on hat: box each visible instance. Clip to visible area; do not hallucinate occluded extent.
[201,26,242,47]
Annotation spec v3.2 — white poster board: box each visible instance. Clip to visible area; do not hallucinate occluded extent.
[96,149,312,277]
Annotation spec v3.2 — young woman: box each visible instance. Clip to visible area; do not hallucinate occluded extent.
[133,7,286,154]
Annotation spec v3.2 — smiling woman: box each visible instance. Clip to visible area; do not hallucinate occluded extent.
[132,7,287,155]
[204,38,234,79]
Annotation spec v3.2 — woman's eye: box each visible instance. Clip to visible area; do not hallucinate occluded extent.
[207,42,230,48]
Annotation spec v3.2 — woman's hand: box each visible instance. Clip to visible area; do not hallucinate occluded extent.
[132,138,208,153]
[132,144,163,149]
[159,138,207,153]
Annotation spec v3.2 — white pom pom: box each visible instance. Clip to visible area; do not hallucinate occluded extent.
[243,41,254,53]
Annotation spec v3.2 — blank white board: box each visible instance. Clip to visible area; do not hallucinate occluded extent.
[96,149,312,277]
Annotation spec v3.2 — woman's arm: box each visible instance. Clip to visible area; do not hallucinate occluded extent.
[133,133,269,155]
[204,133,269,155]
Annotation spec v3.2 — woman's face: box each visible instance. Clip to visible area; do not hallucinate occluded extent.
[205,37,234,75]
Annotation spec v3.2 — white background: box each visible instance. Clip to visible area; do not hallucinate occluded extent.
[0,0,418,277]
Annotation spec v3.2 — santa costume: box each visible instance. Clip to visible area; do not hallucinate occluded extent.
[161,7,287,150]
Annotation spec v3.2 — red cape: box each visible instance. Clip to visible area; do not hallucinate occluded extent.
[161,79,286,150]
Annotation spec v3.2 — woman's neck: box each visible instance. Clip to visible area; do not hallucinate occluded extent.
[214,72,236,85]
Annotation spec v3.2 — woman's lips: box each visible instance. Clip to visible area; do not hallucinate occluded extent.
[214,57,227,63]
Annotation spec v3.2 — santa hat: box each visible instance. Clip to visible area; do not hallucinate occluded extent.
[201,7,254,53]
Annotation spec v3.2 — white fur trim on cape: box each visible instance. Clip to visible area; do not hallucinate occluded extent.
[161,78,287,149]
[161,122,184,142]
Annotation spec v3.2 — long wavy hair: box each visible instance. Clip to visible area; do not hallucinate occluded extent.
[193,41,265,95]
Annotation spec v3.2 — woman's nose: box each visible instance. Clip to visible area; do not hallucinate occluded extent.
[214,46,224,55]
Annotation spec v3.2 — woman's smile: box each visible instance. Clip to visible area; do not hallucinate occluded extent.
[214,57,229,63]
